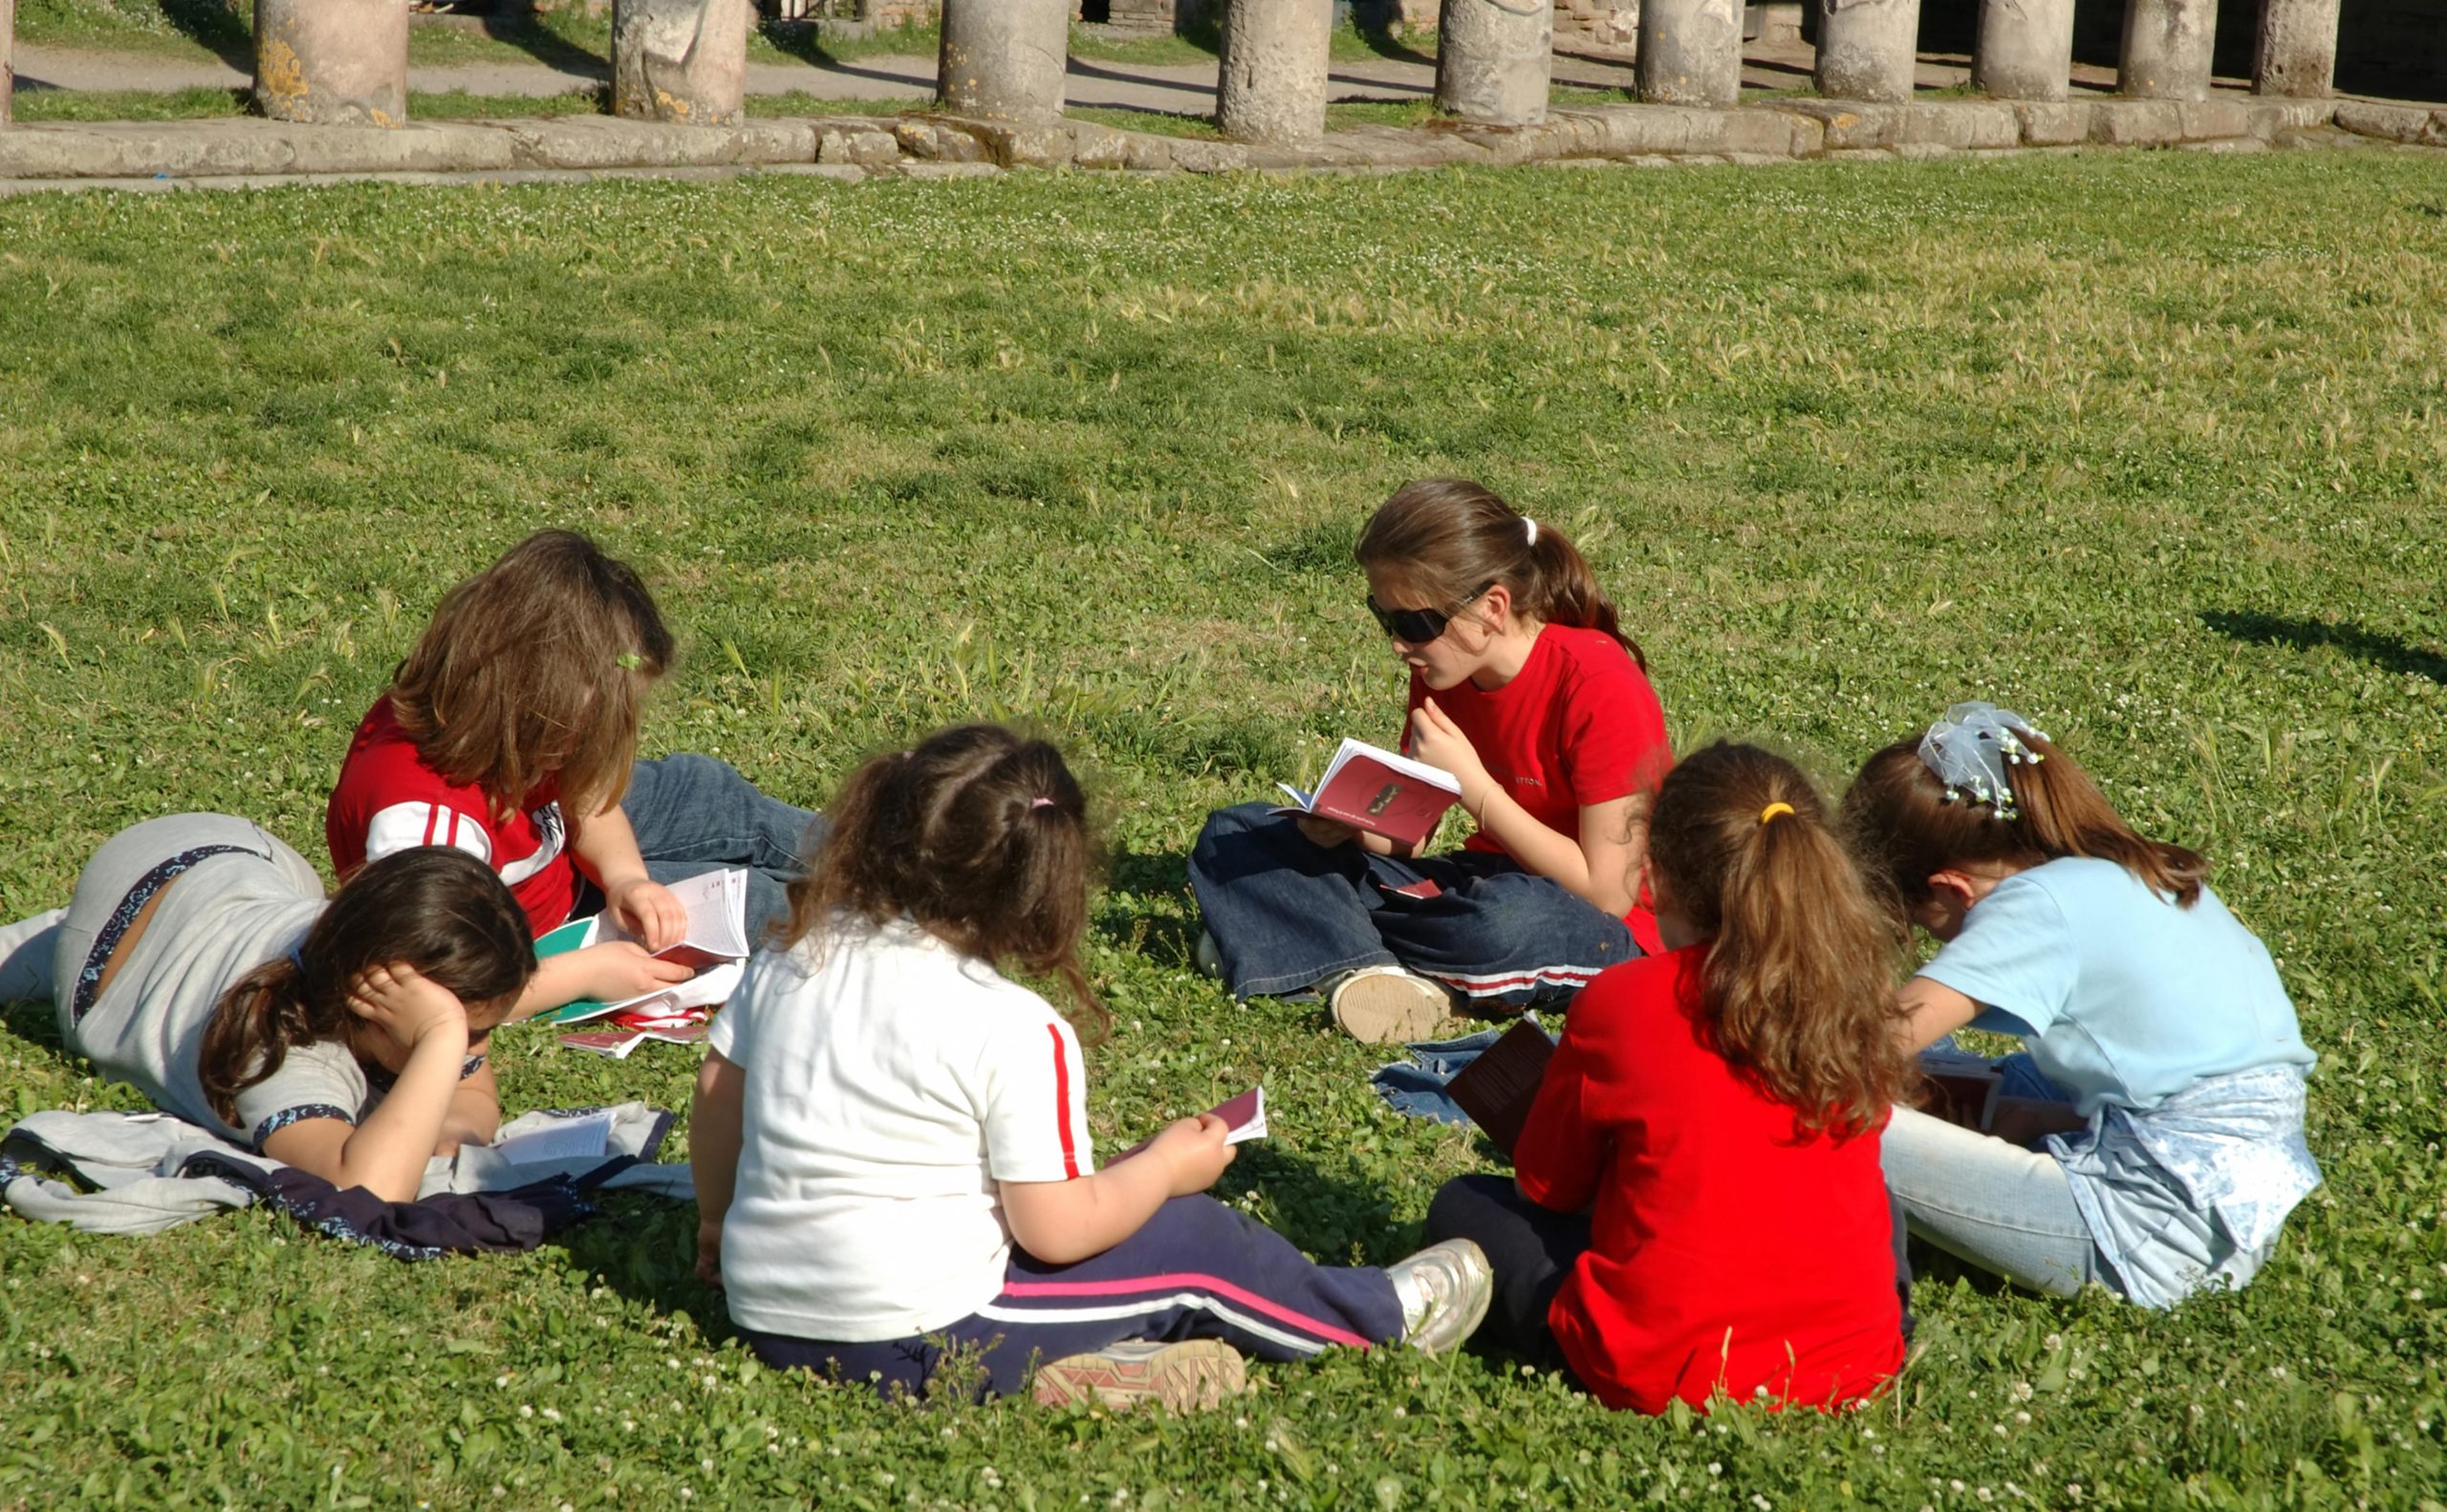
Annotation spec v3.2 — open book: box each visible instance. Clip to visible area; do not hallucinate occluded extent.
[1443,1020,1556,1158]
[1274,738,1462,849]
[534,869,753,1026]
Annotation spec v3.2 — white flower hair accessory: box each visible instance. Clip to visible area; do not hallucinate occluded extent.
[1917,702,2050,821]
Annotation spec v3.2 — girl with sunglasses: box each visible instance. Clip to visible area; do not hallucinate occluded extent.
[1189,480,1671,1042]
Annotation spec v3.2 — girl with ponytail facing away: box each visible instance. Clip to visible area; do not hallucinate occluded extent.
[1426,744,1913,1415]
[1189,480,1671,1044]
[1844,703,2319,1309]
[7,815,533,1202]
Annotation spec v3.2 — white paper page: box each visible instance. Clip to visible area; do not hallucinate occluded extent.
[494,1111,617,1164]
[1319,738,1462,795]
[596,870,751,959]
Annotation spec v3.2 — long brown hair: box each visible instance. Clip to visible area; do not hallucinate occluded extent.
[779,724,1106,1041]
[386,530,676,823]
[198,848,534,1129]
[1841,721,2207,912]
[1649,743,1912,1139]
[1354,479,1645,668]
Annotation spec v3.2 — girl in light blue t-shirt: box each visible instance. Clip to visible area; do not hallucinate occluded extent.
[1843,703,2320,1309]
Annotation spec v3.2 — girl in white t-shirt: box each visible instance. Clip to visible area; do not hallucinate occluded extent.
[690,724,1494,1410]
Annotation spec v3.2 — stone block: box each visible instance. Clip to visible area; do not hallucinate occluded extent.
[1891,140,1957,161]
[816,127,900,165]
[1824,146,1897,162]
[2089,99,2185,146]
[2015,100,2091,145]
[1776,99,1901,151]
[1070,125,1133,170]
[2177,136,2267,153]
[1722,108,1817,158]
[498,116,813,169]
[897,161,1004,180]
[1123,134,1176,171]
[2331,100,2436,143]
[2243,98,2336,137]
[2175,98,2250,140]
[1895,100,2022,150]
[1594,105,1720,155]
[1167,139,1256,173]
[931,117,1078,167]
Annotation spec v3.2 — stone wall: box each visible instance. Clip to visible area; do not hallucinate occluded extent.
[1554,0,1636,49]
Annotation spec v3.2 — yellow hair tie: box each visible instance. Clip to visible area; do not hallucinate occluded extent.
[1759,802,1795,826]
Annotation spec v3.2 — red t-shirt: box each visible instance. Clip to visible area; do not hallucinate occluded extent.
[1405,623,1671,948]
[325,698,578,938]
[1514,947,1904,1415]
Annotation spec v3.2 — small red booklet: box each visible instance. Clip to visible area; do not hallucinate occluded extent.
[1445,1020,1557,1158]
[1275,738,1462,849]
[1109,1088,1267,1164]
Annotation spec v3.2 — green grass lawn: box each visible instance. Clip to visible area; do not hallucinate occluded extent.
[1,155,2442,1509]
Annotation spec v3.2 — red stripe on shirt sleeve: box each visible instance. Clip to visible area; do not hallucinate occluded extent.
[1047,1023,1081,1179]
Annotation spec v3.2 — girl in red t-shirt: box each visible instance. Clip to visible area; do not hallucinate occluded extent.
[1426,742,1916,1414]
[325,531,823,1020]
[1188,479,1671,1044]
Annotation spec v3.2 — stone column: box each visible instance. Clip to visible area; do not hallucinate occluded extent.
[1636,0,1743,105]
[1437,0,1554,127]
[2,0,14,129]
[1815,0,1922,102]
[1974,0,2073,100]
[2117,0,2217,100]
[612,0,749,124]
[1217,0,1331,145]
[2252,0,2339,97]
[939,0,1070,123]
[253,0,409,126]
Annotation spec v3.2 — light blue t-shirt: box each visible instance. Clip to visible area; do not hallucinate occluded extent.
[1920,857,2315,1117]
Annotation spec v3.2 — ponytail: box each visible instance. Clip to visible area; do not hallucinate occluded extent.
[1356,479,1645,668]
[1842,720,2207,914]
[1650,743,1913,1139]
[780,724,1108,1044]
[197,957,316,1126]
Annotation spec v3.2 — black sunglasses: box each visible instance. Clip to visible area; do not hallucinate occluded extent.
[1365,580,1495,645]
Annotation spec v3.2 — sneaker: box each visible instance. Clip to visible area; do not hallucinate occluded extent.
[1330,965,1449,1045]
[1193,929,1225,982]
[1386,1239,1494,1355]
[1031,1339,1246,1413]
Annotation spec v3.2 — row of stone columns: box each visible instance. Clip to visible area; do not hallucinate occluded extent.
[0,0,2353,135]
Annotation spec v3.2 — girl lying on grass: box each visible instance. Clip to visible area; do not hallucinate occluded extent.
[1844,702,2321,1308]
[1189,479,1672,1045]
[324,529,822,1021]
[2,815,533,1202]
[690,724,1495,1411]
[1426,743,1913,1414]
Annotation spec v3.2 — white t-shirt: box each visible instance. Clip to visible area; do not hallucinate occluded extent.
[706,916,1095,1343]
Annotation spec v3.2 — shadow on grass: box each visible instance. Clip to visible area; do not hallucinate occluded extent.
[2201,609,2447,683]
[468,14,610,76]
[1100,845,1202,970]
[161,0,253,72]
[1,997,63,1054]
[558,1191,732,1336]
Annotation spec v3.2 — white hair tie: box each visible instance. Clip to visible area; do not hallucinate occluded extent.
[1523,517,1539,548]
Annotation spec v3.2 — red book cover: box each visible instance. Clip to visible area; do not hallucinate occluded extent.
[1275,739,1462,849]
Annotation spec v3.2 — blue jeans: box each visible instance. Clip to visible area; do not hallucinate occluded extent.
[605,755,825,948]
[1186,803,1636,1010]
[1881,1106,2104,1298]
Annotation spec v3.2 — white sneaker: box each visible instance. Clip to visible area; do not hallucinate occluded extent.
[1386,1239,1494,1355]
[1330,965,1449,1045]
[1193,929,1225,981]
[1032,1338,1246,1413]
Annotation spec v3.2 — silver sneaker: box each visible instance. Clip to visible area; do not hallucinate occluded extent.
[1387,1238,1494,1355]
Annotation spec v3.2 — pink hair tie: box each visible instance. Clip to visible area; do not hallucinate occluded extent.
[1029,797,1057,810]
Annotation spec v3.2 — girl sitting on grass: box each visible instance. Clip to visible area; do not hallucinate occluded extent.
[1189,479,1672,1044]
[324,529,823,1020]
[1843,702,2320,1307]
[690,724,1495,1411]
[1427,743,1913,1414]
[3,815,532,1201]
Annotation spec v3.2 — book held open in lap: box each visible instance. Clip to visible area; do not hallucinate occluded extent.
[1274,738,1462,850]
[532,870,753,1050]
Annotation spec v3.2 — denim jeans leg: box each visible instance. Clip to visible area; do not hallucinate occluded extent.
[1881,1105,2104,1298]
[619,754,826,944]
[1373,860,1636,1010]
[1187,803,1397,999]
